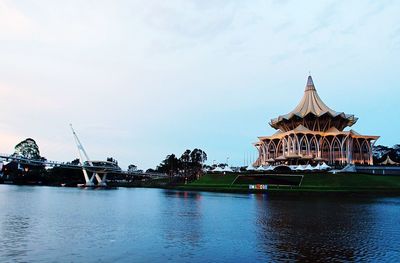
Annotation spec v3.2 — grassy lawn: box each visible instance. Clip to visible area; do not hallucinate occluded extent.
[183,173,400,193]
[301,173,400,189]
[189,174,238,186]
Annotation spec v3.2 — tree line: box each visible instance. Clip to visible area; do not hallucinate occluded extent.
[1,138,208,185]
[152,148,207,180]
[373,144,400,163]
[1,138,134,185]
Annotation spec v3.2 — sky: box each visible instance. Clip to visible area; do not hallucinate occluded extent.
[0,0,399,170]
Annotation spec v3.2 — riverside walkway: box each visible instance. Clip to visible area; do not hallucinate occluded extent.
[0,153,167,179]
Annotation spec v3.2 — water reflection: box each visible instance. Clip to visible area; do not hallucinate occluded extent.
[0,186,399,262]
[161,190,203,260]
[0,215,32,261]
[163,190,202,201]
[253,194,386,262]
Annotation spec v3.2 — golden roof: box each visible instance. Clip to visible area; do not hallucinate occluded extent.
[258,124,379,141]
[270,76,358,129]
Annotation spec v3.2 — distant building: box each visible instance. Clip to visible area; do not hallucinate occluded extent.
[254,76,379,166]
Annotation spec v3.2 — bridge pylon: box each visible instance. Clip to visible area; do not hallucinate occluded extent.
[70,124,105,187]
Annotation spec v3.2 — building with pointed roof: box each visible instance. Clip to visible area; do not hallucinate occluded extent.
[254,76,379,166]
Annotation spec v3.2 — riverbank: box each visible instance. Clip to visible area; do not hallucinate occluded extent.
[173,173,400,194]
[3,172,400,195]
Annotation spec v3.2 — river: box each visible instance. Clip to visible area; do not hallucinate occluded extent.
[0,185,399,262]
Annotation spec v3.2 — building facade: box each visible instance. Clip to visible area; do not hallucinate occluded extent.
[254,76,379,166]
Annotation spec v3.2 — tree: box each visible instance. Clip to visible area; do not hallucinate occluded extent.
[156,154,180,175]
[190,148,207,164]
[128,164,137,173]
[373,144,400,164]
[106,157,118,165]
[180,150,191,163]
[394,145,400,161]
[69,158,80,165]
[14,138,42,159]
[180,150,191,176]
[218,163,228,168]
[5,138,46,184]
[154,149,208,182]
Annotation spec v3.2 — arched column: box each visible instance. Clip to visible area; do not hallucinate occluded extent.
[294,134,301,155]
[276,138,287,157]
[353,139,362,164]
[299,135,309,156]
[267,141,277,160]
[332,137,342,164]
[287,136,295,154]
[309,135,319,158]
[361,139,372,165]
[341,134,351,164]
[321,137,331,164]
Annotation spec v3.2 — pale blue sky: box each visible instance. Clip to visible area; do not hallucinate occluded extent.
[0,0,399,169]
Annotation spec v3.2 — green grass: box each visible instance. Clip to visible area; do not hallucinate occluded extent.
[183,173,400,193]
[190,173,238,186]
[234,175,302,186]
[301,173,400,189]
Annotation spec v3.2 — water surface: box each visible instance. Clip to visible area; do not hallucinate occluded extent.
[0,185,399,262]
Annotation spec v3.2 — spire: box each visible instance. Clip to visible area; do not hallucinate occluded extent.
[305,75,316,91]
[269,74,359,131]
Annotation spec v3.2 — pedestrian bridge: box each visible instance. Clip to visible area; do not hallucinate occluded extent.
[0,153,167,184]
[0,125,167,187]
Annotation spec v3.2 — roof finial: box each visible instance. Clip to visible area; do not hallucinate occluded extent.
[305,74,315,91]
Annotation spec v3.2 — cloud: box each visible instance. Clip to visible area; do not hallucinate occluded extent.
[145,1,236,38]
[0,0,399,168]
[0,0,37,40]
[0,82,59,105]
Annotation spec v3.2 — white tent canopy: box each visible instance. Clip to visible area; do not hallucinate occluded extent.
[320,162,331,170]
[212,166,224,172]
[329,164,356,174]
[379,156,399,165]
[256,165,266,171]
[246,165,256,171]
[265,165,274,171]
[340,164,357,173]
[223,166,233,172]
[304,164,314,170]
